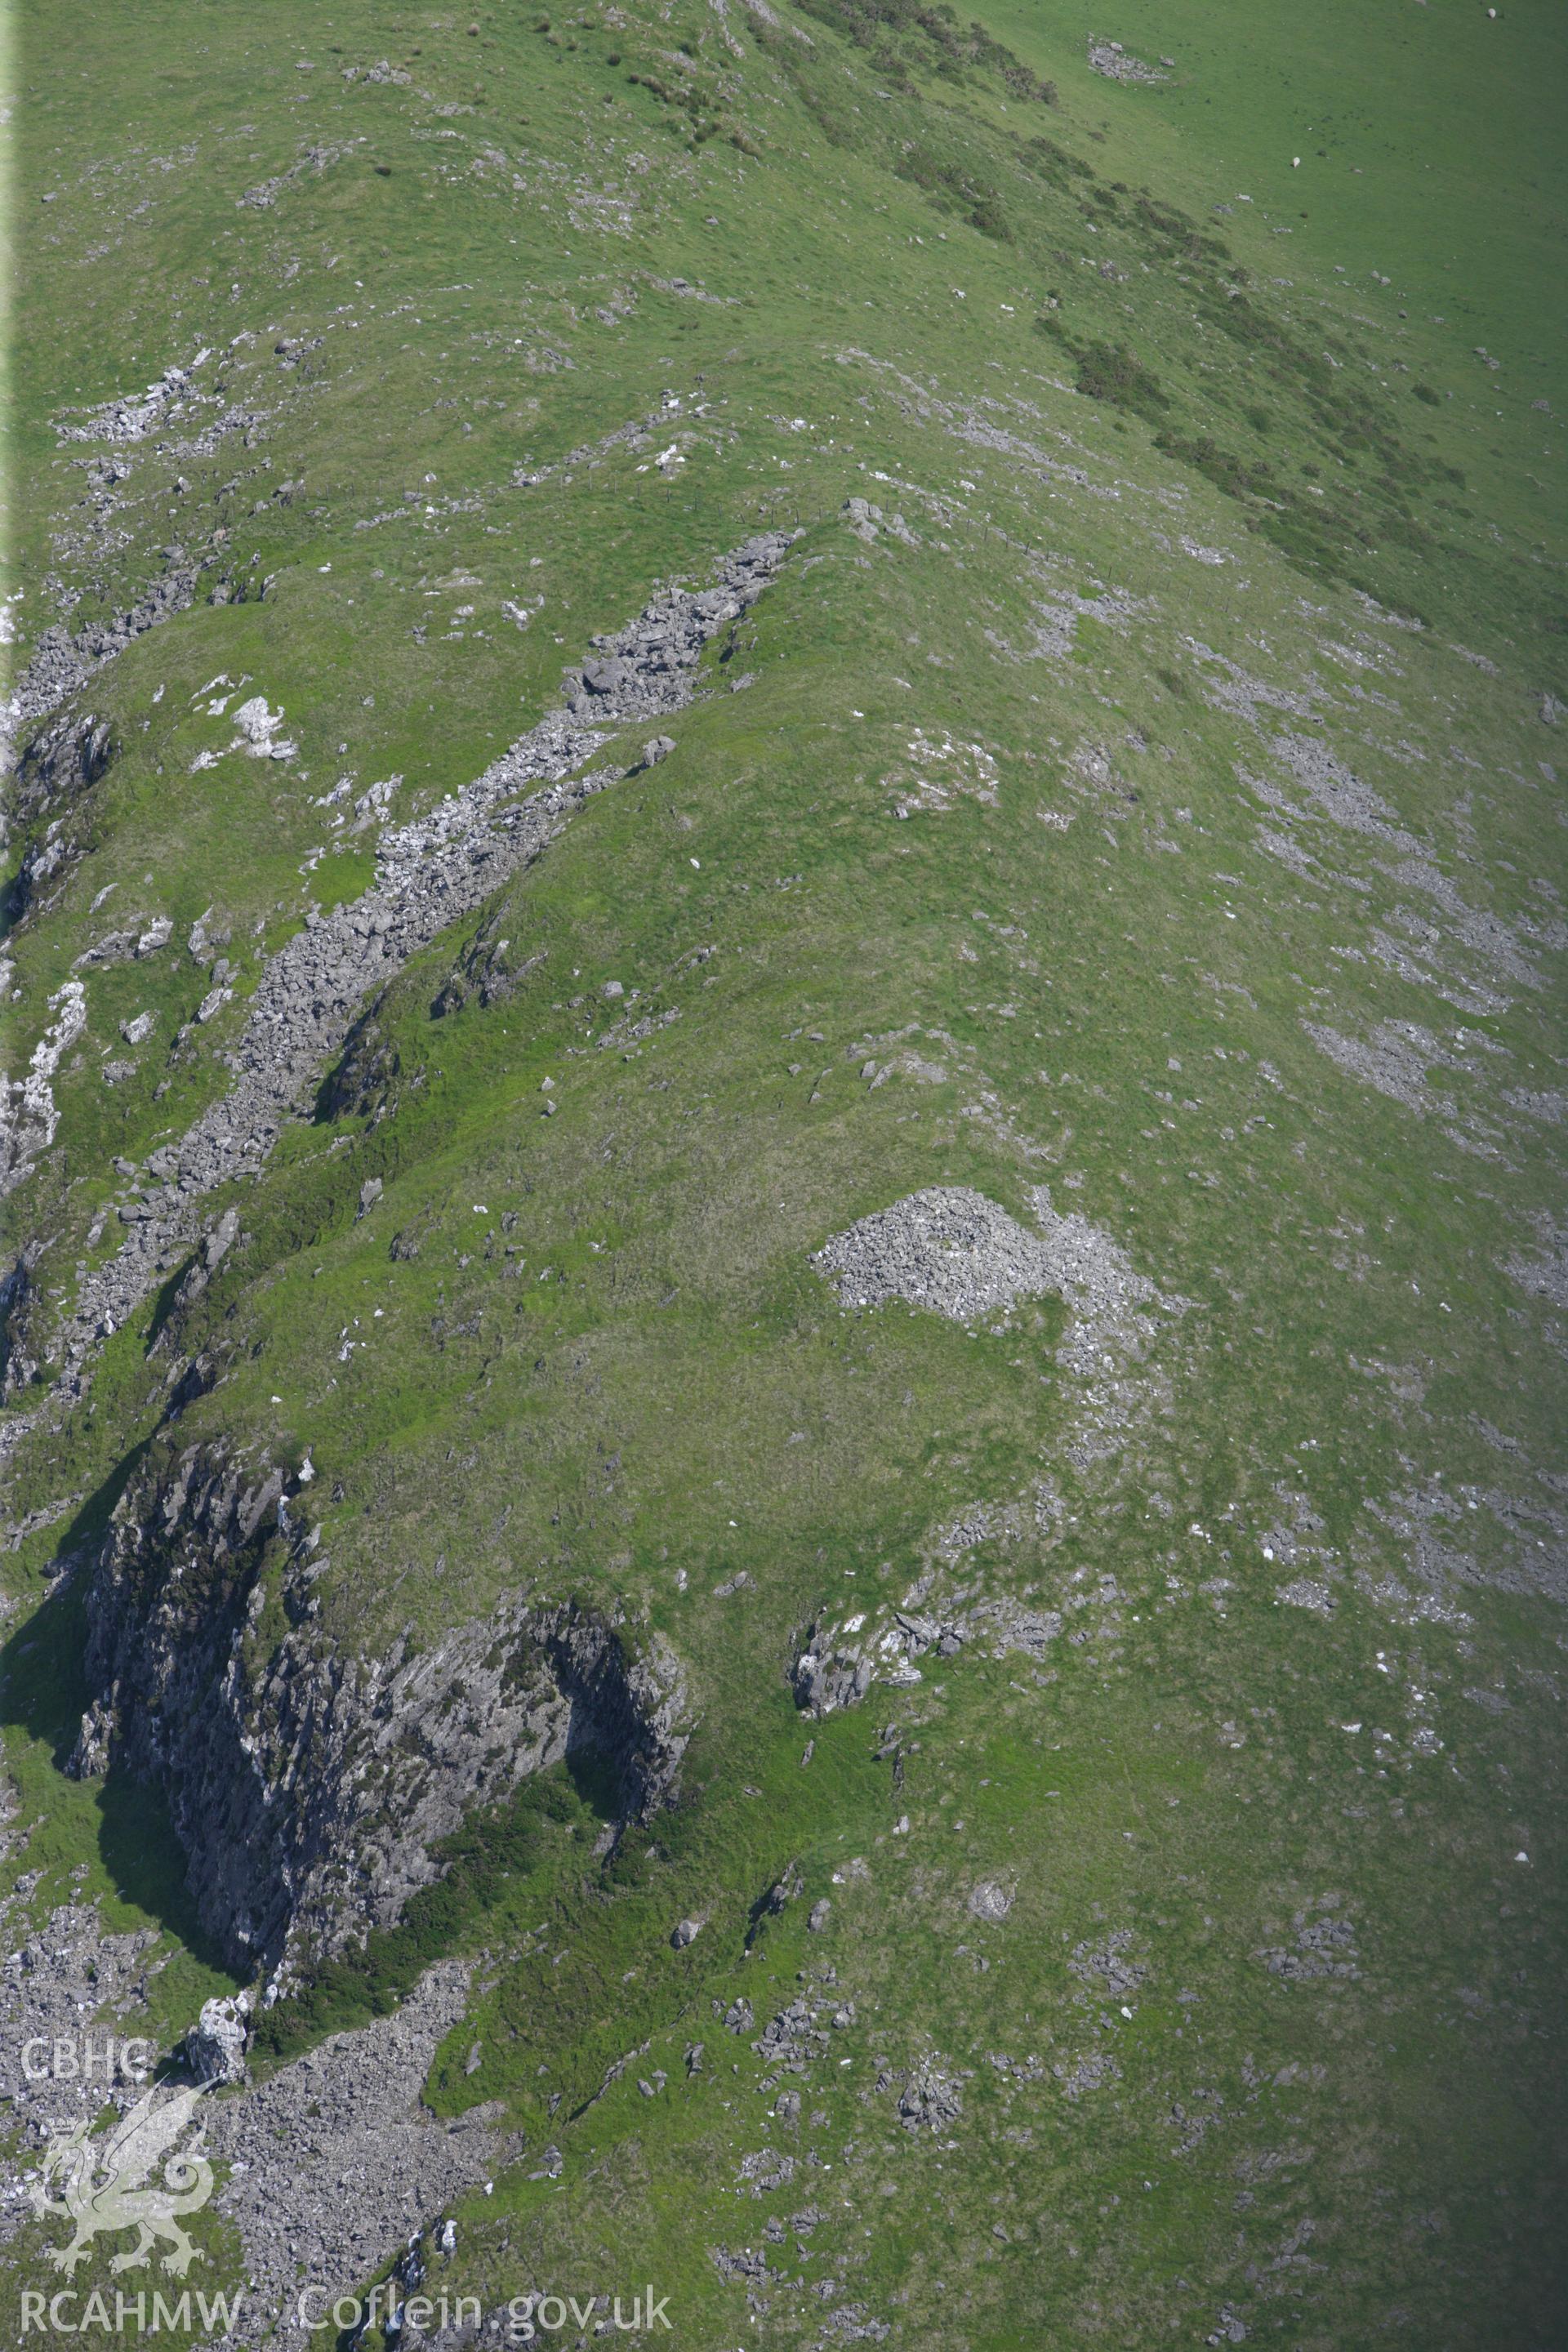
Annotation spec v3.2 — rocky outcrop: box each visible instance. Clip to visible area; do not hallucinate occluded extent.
[791,1618,875,1717]
[0,1241,48,1397]
[3,817,83,924]
[69,1439,691,1976]
[790,1588,1062,1717]
[5,559,202,757]
[13,708,114,831]
[181,1990,252,2084]
[0,979,87,1206]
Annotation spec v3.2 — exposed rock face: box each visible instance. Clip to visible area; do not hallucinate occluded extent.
[68,1440,690,1976]
[791,1587,1064,1718]
[791,1620,875,1716]
[12,708,114,831]
[181,1990,251,2084]
[0,1241,48,1396]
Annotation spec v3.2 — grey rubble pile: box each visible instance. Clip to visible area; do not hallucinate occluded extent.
[1086,38,1169,84]
[1069,1928,1147,1998]
[813,1182,1169,1467]
[798,1187,1174,1716]
[812,1183,1152,1339]
[813,1185,1063,1325]
[889,2056,965,2133]
[54,359,209,447]
[0,1900,162,2247]
[563,530,784,718]
[207,1961,511,2352]
[968,1879,1014,1922]
[12,532,793,1423]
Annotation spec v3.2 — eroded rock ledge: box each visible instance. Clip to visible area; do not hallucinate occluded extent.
[68,1438,689,1978]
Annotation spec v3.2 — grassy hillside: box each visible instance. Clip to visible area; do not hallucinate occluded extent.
[3,2,1565,2345]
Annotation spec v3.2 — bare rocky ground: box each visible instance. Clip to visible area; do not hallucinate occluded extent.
[0,1873,504,2351]
[0,1892,162,2247]
[206,1962,511,2351]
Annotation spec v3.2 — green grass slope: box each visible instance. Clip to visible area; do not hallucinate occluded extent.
[2,2,1566,2345]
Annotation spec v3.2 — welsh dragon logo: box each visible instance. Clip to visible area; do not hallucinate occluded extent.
[31,2085,214,2277]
